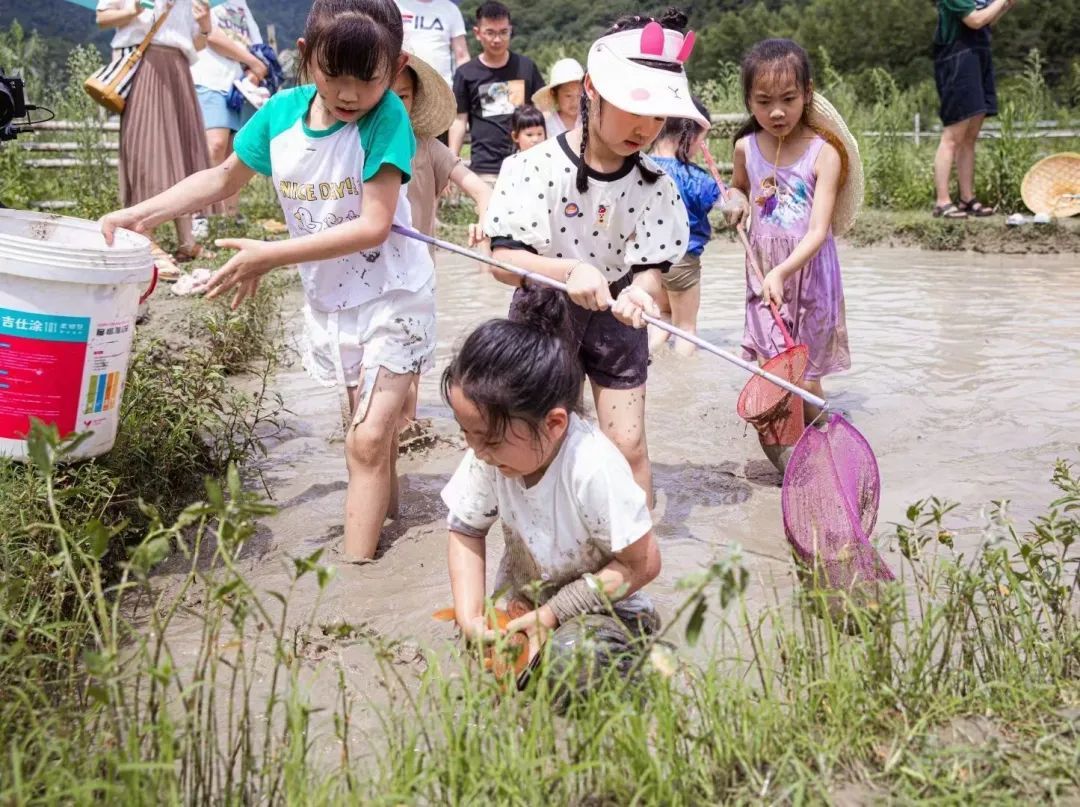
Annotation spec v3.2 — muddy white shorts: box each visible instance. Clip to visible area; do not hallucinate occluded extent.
[301,275,436,420]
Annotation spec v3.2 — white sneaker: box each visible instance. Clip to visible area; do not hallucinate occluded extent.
[233,77,271,110]
[191,215,209,240]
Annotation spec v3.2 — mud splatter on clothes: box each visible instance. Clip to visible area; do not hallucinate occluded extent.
[441,413,656,620]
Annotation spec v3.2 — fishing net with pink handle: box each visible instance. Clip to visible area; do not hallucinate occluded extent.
[782,414,894,590]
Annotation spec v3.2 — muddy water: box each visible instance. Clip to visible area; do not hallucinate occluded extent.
[149,244,1079,759]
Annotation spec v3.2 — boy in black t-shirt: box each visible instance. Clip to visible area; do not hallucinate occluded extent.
[449,1,544,182]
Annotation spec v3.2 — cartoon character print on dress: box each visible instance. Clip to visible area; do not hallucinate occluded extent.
[755,174,811,229]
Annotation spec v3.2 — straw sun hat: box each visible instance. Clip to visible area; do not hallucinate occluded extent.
[401,50,457,137]
[531,57,585,112]
[1021,152,1080,218]
[805,93,864,236]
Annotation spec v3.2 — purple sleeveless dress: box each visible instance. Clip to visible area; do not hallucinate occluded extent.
[741,133,850,381]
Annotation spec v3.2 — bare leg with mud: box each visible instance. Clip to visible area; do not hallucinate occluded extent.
[343,368,414,560]
[591,381,652,508]
[801,377,825,425]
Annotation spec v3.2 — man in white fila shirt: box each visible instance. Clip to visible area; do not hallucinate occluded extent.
[396,0,470,86]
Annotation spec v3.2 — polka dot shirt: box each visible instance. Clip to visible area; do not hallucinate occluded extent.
[483,133,690,282]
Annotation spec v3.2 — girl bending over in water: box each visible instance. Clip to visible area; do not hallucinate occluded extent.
[440,286,662,696]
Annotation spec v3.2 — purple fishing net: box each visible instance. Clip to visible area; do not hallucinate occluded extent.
[781,414,894,590]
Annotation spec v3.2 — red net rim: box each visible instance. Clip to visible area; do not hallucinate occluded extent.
[737,346,809,424]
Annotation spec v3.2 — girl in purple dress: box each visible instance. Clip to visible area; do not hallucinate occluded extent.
[724,39,856,422]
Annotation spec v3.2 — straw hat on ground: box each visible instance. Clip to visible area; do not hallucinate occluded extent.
[804,93,863,236]
[1021,153,1080,218]
[402,50,457,137]
[531,57,585,113]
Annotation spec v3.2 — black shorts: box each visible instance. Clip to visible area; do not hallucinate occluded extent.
[509,272,648,390]
[934,42,997,127]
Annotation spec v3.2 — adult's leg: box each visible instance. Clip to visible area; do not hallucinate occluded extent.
[591,381,652,507]
[667,284,702,357]
[343,367,414,560]
[174,215,195,252]
[933,121,968,207]
[205,127,240,216]
[955,114,985,204]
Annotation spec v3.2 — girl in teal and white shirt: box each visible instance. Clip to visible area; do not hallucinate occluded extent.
[102,0,433,561]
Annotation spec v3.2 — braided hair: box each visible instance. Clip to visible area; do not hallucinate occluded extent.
[576,7,689,194]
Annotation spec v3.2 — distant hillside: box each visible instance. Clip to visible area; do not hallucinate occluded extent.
[3,0,1078,98]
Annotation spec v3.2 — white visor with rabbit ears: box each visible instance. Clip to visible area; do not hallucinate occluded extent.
[586,22,709,129]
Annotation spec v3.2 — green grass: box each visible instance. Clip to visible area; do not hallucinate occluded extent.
[1,428,1076,802]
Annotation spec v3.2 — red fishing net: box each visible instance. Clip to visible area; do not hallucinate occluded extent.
[736,345,808,468]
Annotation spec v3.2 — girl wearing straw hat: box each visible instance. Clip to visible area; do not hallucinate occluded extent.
[481,8,703,505]
[725,39,863,424]
[531,57,584,138]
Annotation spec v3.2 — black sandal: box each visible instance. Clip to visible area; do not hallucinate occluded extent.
[958,198,994,217]
[933,202,967,219]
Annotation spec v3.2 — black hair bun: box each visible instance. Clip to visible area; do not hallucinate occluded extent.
[514,283,571,339]
[658,7,688,32]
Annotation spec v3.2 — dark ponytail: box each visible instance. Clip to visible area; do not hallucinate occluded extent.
[655,95,710,164]
[578,7,688,192]
[442,286,584,442]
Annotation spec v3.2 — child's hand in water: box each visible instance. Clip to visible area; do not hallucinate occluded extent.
[565,263,612,311]
[202,238,276,308]
[761,269,786,307]
[612,285,660,329]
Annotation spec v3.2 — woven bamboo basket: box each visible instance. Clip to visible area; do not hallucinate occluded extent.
[1021,152,1080,218]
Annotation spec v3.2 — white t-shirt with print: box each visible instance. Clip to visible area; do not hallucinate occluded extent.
[441,413,655,615]
[397,0,466,85]
[483,133,690,283]
[97,0,201,64]
[234,86,433,312]
[190,0,262,93]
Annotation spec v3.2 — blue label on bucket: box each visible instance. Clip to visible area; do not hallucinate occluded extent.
[0,308,90,343]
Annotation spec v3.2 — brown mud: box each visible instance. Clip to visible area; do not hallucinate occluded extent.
[138,243,1080,761]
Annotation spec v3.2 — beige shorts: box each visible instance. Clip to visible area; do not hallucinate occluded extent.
[661,252,702,292]
[301,275,436,424]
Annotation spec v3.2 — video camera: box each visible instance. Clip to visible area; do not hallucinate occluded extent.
[1,69,29,142]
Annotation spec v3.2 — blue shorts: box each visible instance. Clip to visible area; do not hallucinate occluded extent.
[195,86,255,132]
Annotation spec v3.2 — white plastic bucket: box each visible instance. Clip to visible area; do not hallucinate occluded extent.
[0,209,156,461]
